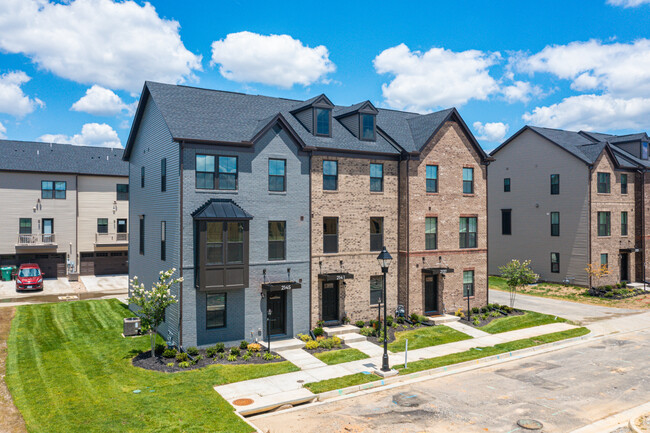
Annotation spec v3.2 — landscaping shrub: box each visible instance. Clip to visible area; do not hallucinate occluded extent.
[155,343,166,356]
[214,342,225,353]
[166,362,174,368]
[239,340,249,350]
[218,352,226,359]
[262,352,274,361]
[186,346,199,356]
[473,317,480,326]
[490,311,501,317]
[455,308,465,318]
[369,319,380,329]
[316,320,325,327]
[313,327,324,337]
[418,315,429,323]
[229,347,241,357]
[317,336,342,350]
[360,327,374,337]
[206,346,218,358]
[387,315,394,326]
[471,307,480,314]
[305,340,319,350]
[242,353,251,361]
[396,316,405,324]
[227,354,237,362]
[178,361,190,368]
[355,320,365,328]
[162,348,177,358]
[410,313,420,323]
[247,343,262,352]
[297,333,312,342]
[481,313,488,320]
[480,306,488,314]
[175,352,189,362]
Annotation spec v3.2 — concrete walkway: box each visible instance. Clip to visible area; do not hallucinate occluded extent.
[274,349,326,370]
[445,320,491,338]
[344,340,385,357]
[214,321,578,415]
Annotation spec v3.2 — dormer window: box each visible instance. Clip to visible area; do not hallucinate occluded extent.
[642,142,648,160]
[315,108,331,136]
[361,114,376,141]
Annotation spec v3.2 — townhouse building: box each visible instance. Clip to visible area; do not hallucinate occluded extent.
[488,126,648,287]
[124,81,489,348]
[0,140,129,277]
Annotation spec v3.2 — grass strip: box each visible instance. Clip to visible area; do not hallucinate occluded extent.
[479,311,567,334]
[313,348,369,365]
[303,327,589,393]
[388,325,473,352]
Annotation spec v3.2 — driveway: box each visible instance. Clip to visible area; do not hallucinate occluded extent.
[0,278,72,301]
[79,275,128,294]
[490,289,642,324]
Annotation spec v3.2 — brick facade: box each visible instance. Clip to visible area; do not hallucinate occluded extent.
[310,155,399,325]
[399,121,488,315]
[635,172,650,283]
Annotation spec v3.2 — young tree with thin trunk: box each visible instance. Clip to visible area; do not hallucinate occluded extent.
[498,259,538,307]
[585,263,610,289]
[128,268,182,356]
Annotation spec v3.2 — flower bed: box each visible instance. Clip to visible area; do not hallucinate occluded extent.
[132,341,286,373]
[461,303,524,328]
[353,314,431,347]
[589,284,646,299]
[298,333,350,353]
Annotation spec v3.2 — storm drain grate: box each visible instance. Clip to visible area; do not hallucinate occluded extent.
[233,398,254,406]
[517,419,543,430]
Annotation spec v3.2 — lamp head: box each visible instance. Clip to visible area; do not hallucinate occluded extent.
[376,246,392,270]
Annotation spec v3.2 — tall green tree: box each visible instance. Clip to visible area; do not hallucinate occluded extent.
[498,259,538,307]
[128,268,182,356]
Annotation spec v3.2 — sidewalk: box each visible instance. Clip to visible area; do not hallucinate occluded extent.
[214,321,577,414]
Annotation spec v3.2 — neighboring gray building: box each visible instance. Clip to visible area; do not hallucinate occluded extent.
[488,126,649,287]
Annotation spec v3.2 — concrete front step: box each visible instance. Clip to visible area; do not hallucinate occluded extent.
[339,333,367,343]
[323,324,360,337]
[259,338,304,351]
[628,282,650,291]
[427,314,461,325]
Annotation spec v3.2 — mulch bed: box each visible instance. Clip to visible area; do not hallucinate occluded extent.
[464,308,524,328]
[364,322,428,347]
[302,343,351,354]
[132,348,286,373]
[589,286,648,300]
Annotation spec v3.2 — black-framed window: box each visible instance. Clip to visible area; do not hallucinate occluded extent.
[463,167,474,194]
[621,174,628,194]
[597,172,610,193]
[268,221,286,261]
[161,221,166,261]
[504,178,511,192]
[19,218,32,234]
[323,160,338,191]
[621,211,628,236]
[601,253,608,268]
[459,217,477,248]
[323,217,338,253]
[42,218,53,236]
[370,217,383,251]
[426,165,438,193]
[41,181,53,199]
[116,184,129,201]
[425,217,437,250]
[550,212,560,236]
[161,158,167,192]
[117,219,127,233]
[268,159,286,192]
[141,166,145,188]
[206,222,223,264]
[205,222,244,264]
[370,275,382,305]
[226,222,244,263]
[501,209,512,235]
[598,212,611,236]
[551,252,560,273]
[643,142,649,160]
[361,114,375,141]
[206,293,226,329]
[41,181,66,199]
[315,108,331,136]
[370,163,383,192]
[139,215,145,255]
[195,155,238,190]
[463,270,474,297]
[551,174,560,195]
[97,218,108,234]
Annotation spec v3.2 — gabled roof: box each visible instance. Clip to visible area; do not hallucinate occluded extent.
[0,139,128,176]
[289,94,333,113]
[192,199,253,220]
[334,101,378,118]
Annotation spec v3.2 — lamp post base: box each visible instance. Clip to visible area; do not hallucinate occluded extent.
[373,368,398,378]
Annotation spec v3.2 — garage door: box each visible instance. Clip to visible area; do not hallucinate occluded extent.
[80,251,128,276]
[8,254,66,278]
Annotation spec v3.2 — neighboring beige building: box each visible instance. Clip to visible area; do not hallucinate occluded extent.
[0,140,129,277]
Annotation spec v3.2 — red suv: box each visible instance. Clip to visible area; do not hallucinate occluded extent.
[16,264,44,291]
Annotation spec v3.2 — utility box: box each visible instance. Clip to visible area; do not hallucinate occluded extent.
[123,317,141,336]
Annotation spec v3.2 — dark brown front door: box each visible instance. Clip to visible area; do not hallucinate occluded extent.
[621,253,629,282]
[322,281,339,321]
[424,275,439,314]
[267,291,286,336]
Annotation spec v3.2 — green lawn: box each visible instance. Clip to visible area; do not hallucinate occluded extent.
[5,299,299,433]
[303,327,590,393]
[313,348,369,365]
[488,275,509,290]
[479,311,567,334]
[387,325,472,352]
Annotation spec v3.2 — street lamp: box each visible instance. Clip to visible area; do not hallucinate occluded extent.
[376,246,392,372]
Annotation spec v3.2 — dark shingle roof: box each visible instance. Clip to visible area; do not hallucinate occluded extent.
[0,140,128,176]
[125,81,489,160]
[192,199,253,220]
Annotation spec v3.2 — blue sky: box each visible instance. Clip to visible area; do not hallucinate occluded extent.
[1,0,650,151]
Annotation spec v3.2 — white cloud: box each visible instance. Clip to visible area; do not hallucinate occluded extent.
[501,80,542,103]
[39,123,122,148]
[473,121,509,142]
[515,39,650,98]
[0,0,202,93]
[522,94,650,131]
[373,43,500,111]
[607,0,650,7]
[210,32,335,88]
[0,71,43,117]
[71,85,134,116]
[0,121,6,139]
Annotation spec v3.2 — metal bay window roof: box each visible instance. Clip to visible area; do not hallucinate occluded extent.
[192,199,253,220]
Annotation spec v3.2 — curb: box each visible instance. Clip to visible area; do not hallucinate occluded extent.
[630,413,648,433]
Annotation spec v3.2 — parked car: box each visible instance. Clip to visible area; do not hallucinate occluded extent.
[15,264,44,291]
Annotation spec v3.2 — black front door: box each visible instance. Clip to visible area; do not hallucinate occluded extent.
[267,291,286,336]
[322,281,339,322]
[621,253,629,282]
[424,275,438,314]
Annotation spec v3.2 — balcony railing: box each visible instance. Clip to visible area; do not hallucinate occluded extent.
[16,233,56,246]
[95,232,128,245]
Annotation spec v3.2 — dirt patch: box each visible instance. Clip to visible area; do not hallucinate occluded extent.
[0,307,27,433]
[69,281,87,294]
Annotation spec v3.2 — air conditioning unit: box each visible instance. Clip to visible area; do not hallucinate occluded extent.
[123,317,141,336]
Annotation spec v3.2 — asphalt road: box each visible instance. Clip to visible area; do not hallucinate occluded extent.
[253,327,650,433]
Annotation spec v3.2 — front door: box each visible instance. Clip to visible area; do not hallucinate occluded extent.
[322,281,339,322]
[424,275,439,314]
[42,219,54,243]
[267,290,286,336]
[621,253,629,282]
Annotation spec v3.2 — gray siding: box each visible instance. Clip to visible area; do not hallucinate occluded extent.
[616,142,641,159]
[339,114,359,138]
[294,108,313,134]
[128,97,182,345]
[488,129,590,285]
[181,125,311,347]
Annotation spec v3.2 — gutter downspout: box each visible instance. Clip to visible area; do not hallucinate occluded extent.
[588,166,593,288]
[179,141,184,347]
[406,156,410,314]
[75,174,79,276]
[483,160,490,305]
[308,151,313,331]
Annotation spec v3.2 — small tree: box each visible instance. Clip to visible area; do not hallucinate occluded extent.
[498,259,538,307]
[128,268,182,356]
[585,263,610,289]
